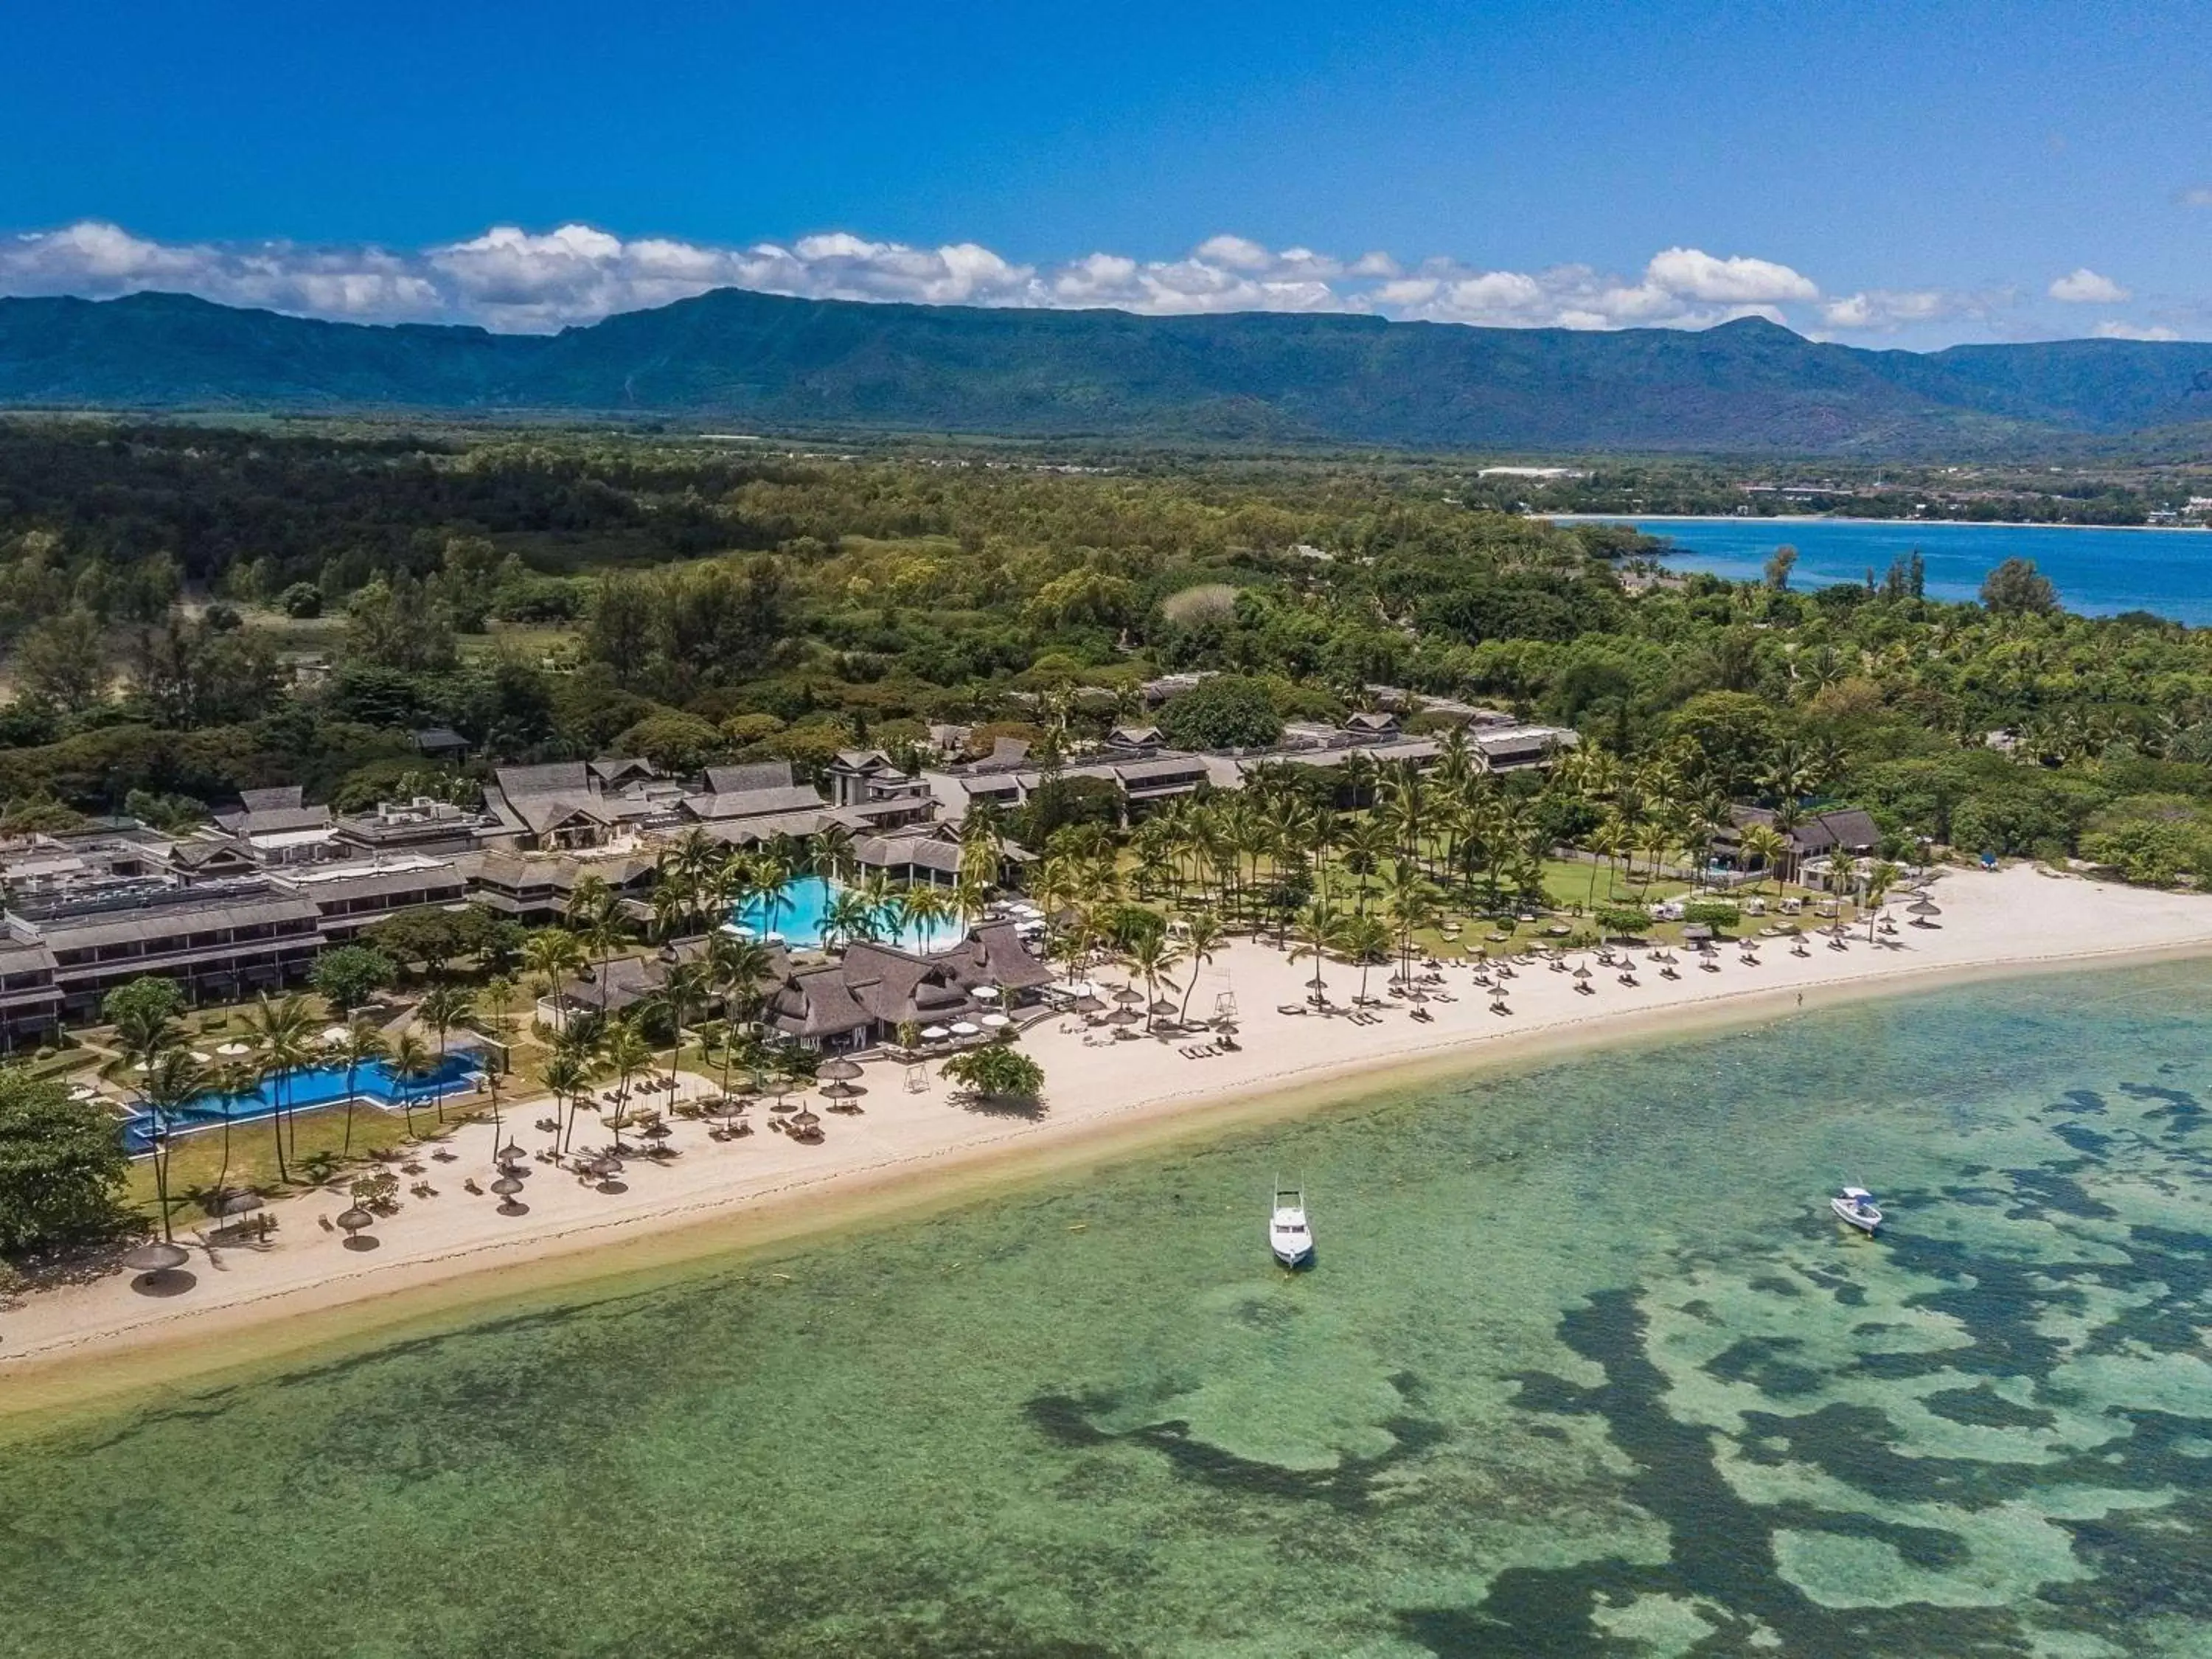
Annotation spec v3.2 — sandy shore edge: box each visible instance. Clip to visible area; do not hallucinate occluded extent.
[5,883,2208,1431]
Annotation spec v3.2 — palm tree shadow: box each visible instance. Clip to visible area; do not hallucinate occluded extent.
[954,1091,1048,1122]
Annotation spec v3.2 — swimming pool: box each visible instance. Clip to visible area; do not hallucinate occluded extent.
[120,1051,483,1154]
[731,874,965,954]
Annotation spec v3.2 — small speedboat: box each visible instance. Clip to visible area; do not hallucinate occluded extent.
[1270,1181,1315,1269]
[1830,1186,1883,1234]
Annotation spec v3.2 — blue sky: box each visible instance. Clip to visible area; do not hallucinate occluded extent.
[4,0,2208,342]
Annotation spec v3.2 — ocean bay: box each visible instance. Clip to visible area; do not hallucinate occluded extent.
[1567,516,2212,624]
[3,963,2210,1658]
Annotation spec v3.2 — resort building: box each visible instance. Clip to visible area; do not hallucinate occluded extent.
[1,877,324,1023]
[1713,805,1884,879]
[917,715,1576,826]
[274,855,471,942]
[760,921,1052,1052]
[485,759,687,851]
[333,796,505,860]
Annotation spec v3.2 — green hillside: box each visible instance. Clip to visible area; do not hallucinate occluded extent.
[4,288,2212,453]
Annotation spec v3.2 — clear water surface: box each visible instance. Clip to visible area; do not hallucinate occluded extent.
[118,1051,481,1154]
[4,961,2209,1657]
[1565,515,2212,624]
[732,873,965,954]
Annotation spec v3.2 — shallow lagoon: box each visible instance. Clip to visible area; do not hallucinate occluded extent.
[3,962,2209,1657]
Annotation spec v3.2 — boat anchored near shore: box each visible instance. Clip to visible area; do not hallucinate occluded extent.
[1830,1186,1883,1234]
[1270,1180,1315,1269]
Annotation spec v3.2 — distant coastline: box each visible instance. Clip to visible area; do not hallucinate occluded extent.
[1548,512,2212,534]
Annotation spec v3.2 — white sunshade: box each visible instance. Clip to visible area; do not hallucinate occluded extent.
[950,1021,982,1037]
[215,1040,252,1057]
[971,986,1001,1001]
[921,1026,951,1040]
[980,1012,1012,1029]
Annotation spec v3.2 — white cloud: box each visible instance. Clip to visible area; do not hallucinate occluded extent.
[0,219,2186,344]
[2091,319,2179,341]
[2049,267,2130,303]
[1643,246,1818,305]
[2178,185,2212,208]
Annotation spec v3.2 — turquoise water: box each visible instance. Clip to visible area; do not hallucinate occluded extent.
[119,1051,482,1154]
[1570,515,2212,623]
[4,962,2211,1655]
[733,873,964,953]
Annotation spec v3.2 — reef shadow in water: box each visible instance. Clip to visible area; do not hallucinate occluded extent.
[1399,1289,2040,1658]
[1024,1377,1446,1514]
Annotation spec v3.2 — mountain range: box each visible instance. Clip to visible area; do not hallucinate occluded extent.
[4,288,2212,454]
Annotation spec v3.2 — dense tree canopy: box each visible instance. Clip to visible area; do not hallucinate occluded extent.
[0,1069,132,1252]
[4,419,2212,879]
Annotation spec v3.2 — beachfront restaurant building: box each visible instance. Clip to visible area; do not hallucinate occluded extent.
[760,922,1054,1053]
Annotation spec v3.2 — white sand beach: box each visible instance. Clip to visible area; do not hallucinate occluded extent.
[6,861,2212,1410]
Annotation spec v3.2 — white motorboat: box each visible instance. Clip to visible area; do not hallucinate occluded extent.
[1830,1186,1882,1234]
[1269,1181,1315,1269]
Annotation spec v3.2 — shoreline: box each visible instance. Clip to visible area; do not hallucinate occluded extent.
[6,866,2212,1428]
[1544,512,2212,534]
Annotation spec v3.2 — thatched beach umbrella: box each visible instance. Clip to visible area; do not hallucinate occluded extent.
[214,1189,264,1220]
[1071,994,1106,1015]
[1103,1005,1141,1026]
[1112,985,1145,1006]
[336,1208,375,1247]
[790,1107,821,1130]
[818,1055,863,1082]
[123,1239,190,1276]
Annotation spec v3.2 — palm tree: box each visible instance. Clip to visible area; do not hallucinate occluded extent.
[812,824,858,886]
[649,876,697,947]
[1381,859,1439,991]
[571,890,627,1022]
[333,1020,389,1159]
[821,887,876,950]
[706,932,773,1089]
[1863,859,1900,942]
[1738,823,1788,893]
[208,1055,259,1203]
[1175,910,1224,1025]
[600,1018,655,1153]
[139,1048,204,1242]
[522,926,588,1012]
[245,992,315,1177]
[414,983,474,1124]
[900,883,956,948]
[1288,899,1344,1006]
[542,1050,589,1156]
[1337,912,1392,1005]
[952,873,991,932]
[111,992,181,1082]
[1124,933,1185,1031]
[388,1030,436,1141]
[657,959,712,1098]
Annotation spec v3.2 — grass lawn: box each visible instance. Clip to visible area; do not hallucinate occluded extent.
[127,1089,504,1233]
